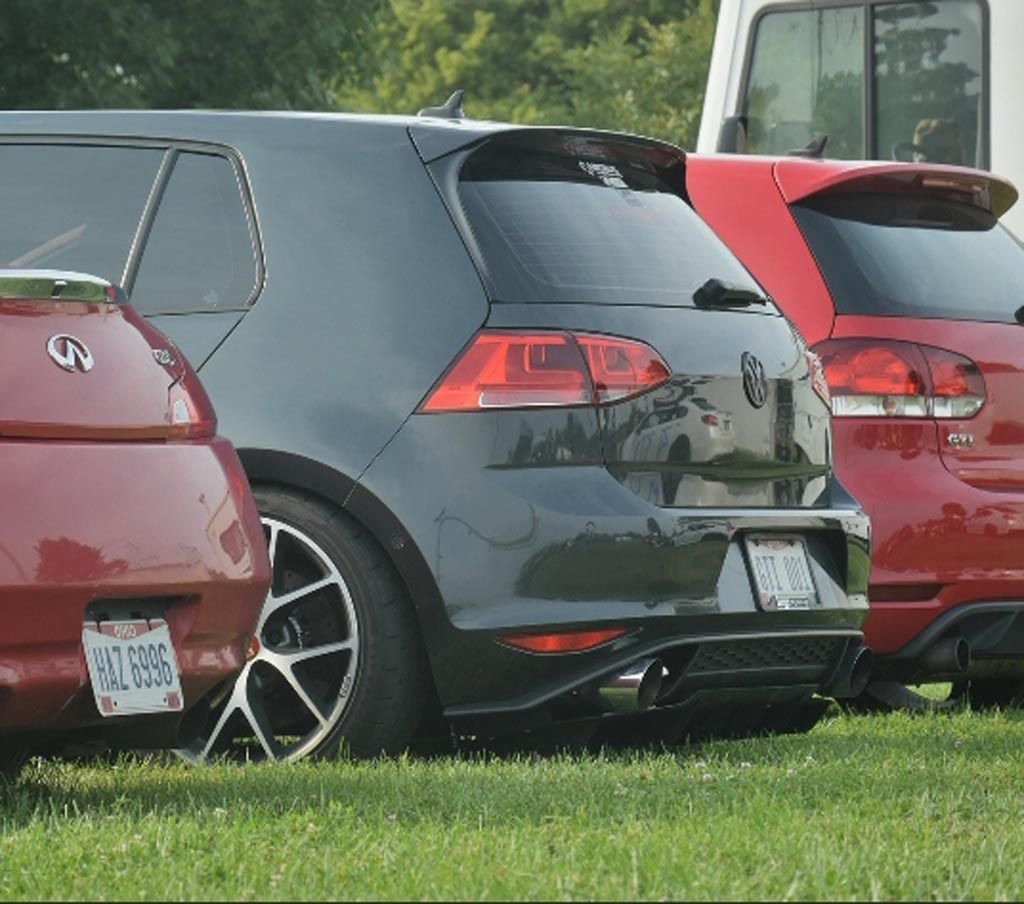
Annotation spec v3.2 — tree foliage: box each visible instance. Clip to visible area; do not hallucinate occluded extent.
[0,0,378,109]
[335,0,718,149]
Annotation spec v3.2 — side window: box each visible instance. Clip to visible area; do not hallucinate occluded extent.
[875,2,984,167]
[0,144,162,284]
[131,151,258,314]
[744,6,866,158]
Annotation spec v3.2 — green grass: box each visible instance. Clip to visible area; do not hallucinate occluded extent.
[3,708,1024,900]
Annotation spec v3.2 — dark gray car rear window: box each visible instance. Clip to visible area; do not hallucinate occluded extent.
[0,144,162,285]
[457,137,759,306]
[792,193,1024,324]
[132,151,259,315]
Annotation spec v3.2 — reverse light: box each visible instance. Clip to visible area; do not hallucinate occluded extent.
[419,330,670,412]
[498,628,627,654]
[812,339,984,419]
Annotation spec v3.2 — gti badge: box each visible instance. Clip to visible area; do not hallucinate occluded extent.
[46,334,94,373]
[741,352,768,409]
[947,432,975,448]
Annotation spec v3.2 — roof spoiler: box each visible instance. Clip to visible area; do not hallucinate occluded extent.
[775,160,1019,219]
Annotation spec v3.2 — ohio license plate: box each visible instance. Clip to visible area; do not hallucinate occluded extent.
[744,535,818,611]
[82,620,184,717]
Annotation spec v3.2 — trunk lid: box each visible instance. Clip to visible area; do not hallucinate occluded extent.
[0,271,195,440]
[435,128,832,508]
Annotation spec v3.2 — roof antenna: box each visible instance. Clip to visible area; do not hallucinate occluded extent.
[417,90,465,120]
[787,134,828,158]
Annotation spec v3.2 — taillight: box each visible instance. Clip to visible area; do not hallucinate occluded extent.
[813,339,984,419]
[167,368,217,438]
[498,628,626,654]
[419,331,670,412]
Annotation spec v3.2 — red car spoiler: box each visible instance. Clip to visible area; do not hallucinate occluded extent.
[773,159,1018,219]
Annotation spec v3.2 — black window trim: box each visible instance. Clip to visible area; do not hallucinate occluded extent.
[0,135,266,316]
[734,0,991,169]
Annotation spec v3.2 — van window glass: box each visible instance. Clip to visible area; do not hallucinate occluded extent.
[0,144,161,284]
[132,152,258,314]
[876,1,984,167]
[744,6,865,157]
[792,193,1024,324]
[457,135,762,307]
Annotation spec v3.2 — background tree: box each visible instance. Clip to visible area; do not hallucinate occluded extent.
[0,0,378,109]
[334,0,718,149]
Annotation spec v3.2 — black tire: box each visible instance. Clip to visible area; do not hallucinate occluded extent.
[966,678,1024,710]
[178,485,430,762]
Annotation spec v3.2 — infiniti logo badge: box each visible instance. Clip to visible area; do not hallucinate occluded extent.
[741,352,768,409]
[47,334,94,373]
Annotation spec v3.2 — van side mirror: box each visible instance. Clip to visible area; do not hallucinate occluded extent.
[716,115,749,153]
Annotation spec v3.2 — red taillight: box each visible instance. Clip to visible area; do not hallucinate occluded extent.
[167,369,217,438]
[813,339,984,419]
[419,331,670,413]
[575,335,671,404]
[498,628,626,654]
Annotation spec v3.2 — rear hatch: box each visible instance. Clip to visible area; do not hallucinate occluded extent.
[0,270,214,440]
[780,163,1024,490]
[422,129,833,509]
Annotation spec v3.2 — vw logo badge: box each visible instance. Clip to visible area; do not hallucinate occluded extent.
[47,334,94,373]
[741,352,768,409]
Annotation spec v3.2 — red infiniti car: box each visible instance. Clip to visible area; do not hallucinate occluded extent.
[0,270,269,770]
[687,155,1024,708]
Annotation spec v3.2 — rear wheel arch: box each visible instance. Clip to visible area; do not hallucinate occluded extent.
[235,448,447,685]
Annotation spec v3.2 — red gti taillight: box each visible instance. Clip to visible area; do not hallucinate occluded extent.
[812,339,984,419]
[419,331,670,412]
[167,368,217,438]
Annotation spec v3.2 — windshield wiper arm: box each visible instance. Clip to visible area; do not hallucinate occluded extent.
[692,278,768,309]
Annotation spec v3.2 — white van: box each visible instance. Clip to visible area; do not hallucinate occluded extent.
[697,0,1024,235]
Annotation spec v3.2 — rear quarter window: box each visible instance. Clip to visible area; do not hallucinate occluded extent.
[453,133,762,307]
[131,151,259,315]
[792,193,1024,324]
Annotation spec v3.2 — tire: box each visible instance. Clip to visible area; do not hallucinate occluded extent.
[965,678,1024,710]
[178,485,429,763]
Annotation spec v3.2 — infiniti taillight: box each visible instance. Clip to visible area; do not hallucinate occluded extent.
[812,339,985,419]
[419,331,670,412]
[167,368,217,438]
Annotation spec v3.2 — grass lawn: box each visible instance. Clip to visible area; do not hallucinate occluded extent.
[2,707,1024,900]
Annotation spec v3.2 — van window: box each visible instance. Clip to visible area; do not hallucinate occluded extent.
[742,0,984,165]
[745,6,866,158]
[792,193,1024,323]
[0,144,162,285]
[132,152,258,314]
[456,134,761,307]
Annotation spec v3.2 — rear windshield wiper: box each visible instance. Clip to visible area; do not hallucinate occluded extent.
[1015,305,1024,325]
[692,278,769,309]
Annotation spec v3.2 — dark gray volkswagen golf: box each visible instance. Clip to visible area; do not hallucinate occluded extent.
[0,107,871,760]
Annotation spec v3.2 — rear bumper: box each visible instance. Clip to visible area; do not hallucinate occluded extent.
[359,410,870,715]
[0,438,269,744]
[833,421,1024,659]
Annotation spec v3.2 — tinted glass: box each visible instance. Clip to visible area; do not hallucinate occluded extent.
[876,1,983,167]
[0,144,161,284]
[792,193,1024,323]
[458,137,760,307]
[744,6,865,157]
[132,152,258,314]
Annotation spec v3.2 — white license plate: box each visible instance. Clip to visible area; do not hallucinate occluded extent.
[82,620,184,717]
[744,535,818,611]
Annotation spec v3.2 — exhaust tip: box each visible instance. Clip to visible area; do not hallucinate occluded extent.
[953,637,971,672]
[848,647,873,699]
[597,658,663,713]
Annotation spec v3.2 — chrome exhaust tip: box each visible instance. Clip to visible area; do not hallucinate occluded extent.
[597,658,663,713]
[822,643,873,699]
[922,636,971,675]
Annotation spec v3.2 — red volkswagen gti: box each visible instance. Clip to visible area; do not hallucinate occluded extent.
[687,154,1024,708]
[0,270,269,770]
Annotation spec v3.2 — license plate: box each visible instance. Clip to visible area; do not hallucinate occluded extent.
[82,619,184,717]
[744,534,818,611]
